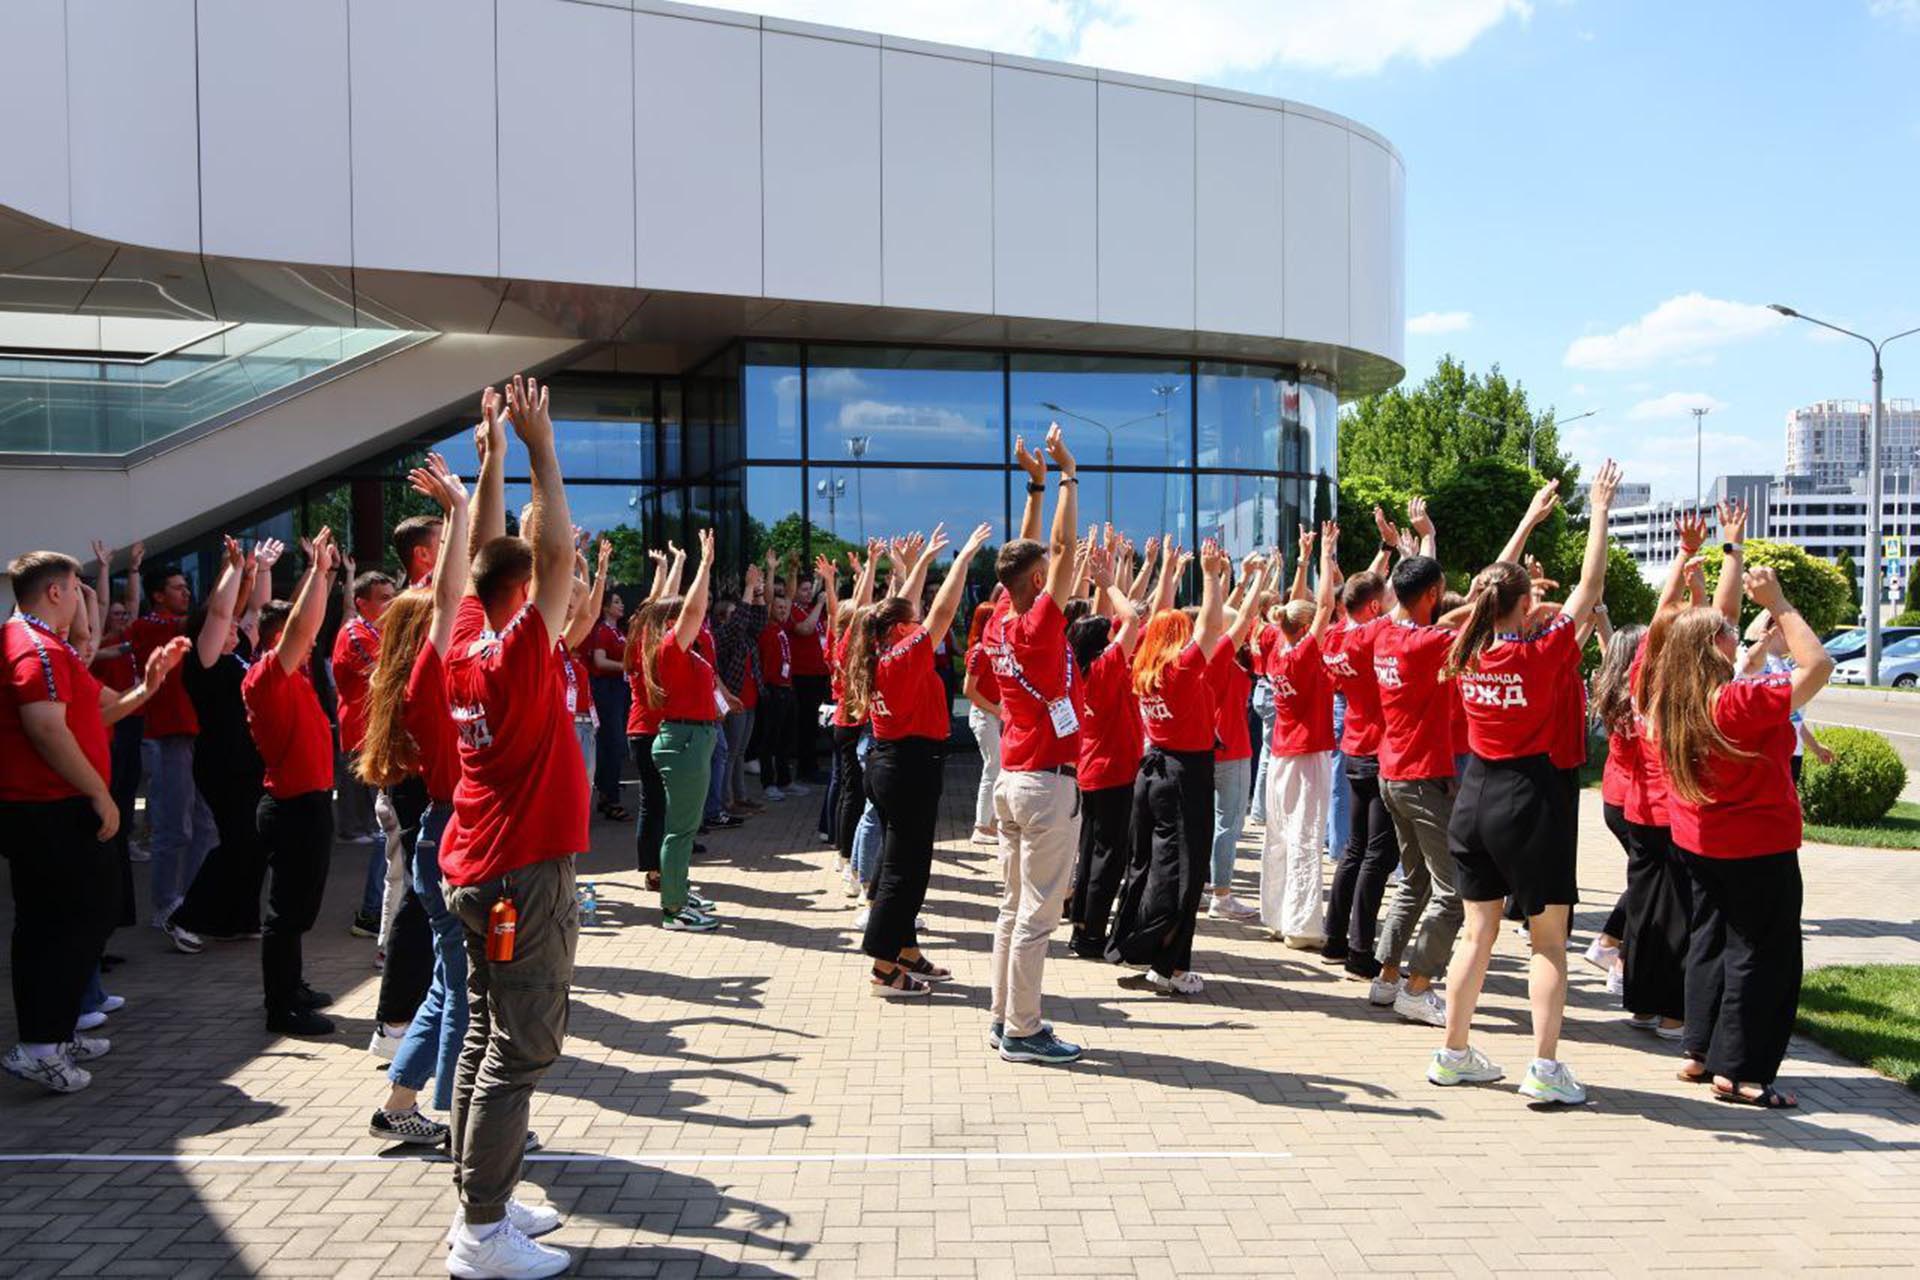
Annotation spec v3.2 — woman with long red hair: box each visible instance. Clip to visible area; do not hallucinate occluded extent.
[1105,539,1229,994]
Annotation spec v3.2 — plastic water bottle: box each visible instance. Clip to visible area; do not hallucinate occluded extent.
[577,881,598,925]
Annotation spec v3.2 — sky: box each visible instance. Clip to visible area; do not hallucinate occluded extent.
[751,0,1920,501]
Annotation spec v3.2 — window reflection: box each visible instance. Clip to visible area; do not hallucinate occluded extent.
[1011,354,1190,469]
[1197,363,1284,472]
[744,342,802,459]
[1008,468,1191,557]
[741,465,807,565]
[1301,376,1338,486]
[1198,473,1311,562]
[806,347,1004,467]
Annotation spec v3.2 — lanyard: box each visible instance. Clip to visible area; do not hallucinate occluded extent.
[11,612,80,700]
[346,613,380,668]
[991,619,1074,707]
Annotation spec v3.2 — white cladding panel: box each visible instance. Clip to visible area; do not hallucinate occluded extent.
[1347,134,1394,362]
[1097,83,1195,329]
[0,0,70,229]
[1281,111,1350,349]
[992,67,1097,323]
[880,50,993,315]
[761,32,882,306]
[498,0,636,287]
[198,0,353,266]
[1194,97,1284,339]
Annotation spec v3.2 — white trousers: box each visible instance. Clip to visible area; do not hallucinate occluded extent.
[1261,751,1330,937]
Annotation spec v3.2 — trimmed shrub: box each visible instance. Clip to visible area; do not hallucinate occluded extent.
[1800,726,1908,826]
[1890,610,1920,628]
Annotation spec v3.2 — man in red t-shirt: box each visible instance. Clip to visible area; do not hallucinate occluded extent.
[1319,568,1399,979]
[1370,549,1466,1026]
[982,426,1085,1066]
[332,570,397,935]
[1,551,184,1094]
[242,529,343,1038]
[1258,526,1337,945]
[125,548,218,930]
[438,377,583,1274]
[391,514,443,592]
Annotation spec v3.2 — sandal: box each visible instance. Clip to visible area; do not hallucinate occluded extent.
[644,872,662,892]
[601,803,633,823]
[1676,1056,1711,1085]
[896,953,953,983]
[868,964,930,1000]
[1712,1082,1798,1109]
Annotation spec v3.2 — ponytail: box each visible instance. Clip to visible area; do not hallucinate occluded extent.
[842,598,912,722]
[1445,561,1532,679]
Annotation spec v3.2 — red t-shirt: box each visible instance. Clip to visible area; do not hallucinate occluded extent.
[1140,642,1219,753]
[0,615,109,802]
[242,652,334,799]
[964,642,1000,706]
[1667,675,1800,859]
[562,647,591,717]
[1269,630,1335,756]
[90,631,136,693]
[1548,650,1589,770]
[656,632,720,723]
[1374,620,1458,782]
[129,613,197,738]
[625,665,662,736]
[585,619,623,673]
[404,645,460,805]
[1623,640,1671,826]
[1601,721,1634,808]
[784,602,829,677]
[985,593,1082,772]
[1211,645,1255,763]
[1450,680,1472,759]
[871,624,948,741]
[332,614,382,752]
[1077,643,1144,790]
[1324,616,1386,758]
[758,623,792,688]
[441,599,589,886]
[1459,612,1580,761]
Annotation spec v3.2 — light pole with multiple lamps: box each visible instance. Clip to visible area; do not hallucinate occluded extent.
[844,434,871,544]
[1042,383,1185,533]
[1769,303,1920,687]
[815,473,845,539]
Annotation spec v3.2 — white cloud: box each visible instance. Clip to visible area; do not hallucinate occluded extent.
[1563,423,1779,504]
[753,0,1530,80]
[1626,391,1729,422]
[1870,0,1920,21]
[1563,292,1787,371]
[1407,310,1473,335]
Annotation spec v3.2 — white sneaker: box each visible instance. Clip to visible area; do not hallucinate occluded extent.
[163,922,204,955]
[786,782,812,797]
[764,786,786,802]
[1207,894,1258,922]
[75,1010,109,1033]
[1518,1059,1589,1106]
[1367,977,1400,1007]
[1605,963,1624,997]
[96,994,126,1015]
[1,1045,90,1094]
[1394,986,1447,1028]
[446,1220,569,1279]
[368,1024,406,1060]
[1146,970,1204,995]
[1583,937,1621,973]
[1428,1045,1505,1086]
[744,759,760,776]
[64,1034,110,1063]
[445,1199,564,1247]
[852,906,872,930]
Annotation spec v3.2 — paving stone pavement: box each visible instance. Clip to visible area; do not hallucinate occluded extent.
[2,762,1917,1278]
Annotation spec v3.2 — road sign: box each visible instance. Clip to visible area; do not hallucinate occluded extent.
[1886,535,1904,560]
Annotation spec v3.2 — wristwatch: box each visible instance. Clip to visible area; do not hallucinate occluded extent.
[1722,541,1743,555]
[1026,482,1045,494]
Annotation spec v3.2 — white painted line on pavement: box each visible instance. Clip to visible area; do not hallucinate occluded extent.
[0,1149,1292,1168]
[1817,718,1920,739]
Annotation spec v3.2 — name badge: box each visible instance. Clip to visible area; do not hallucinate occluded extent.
[713,687,731,718]
[1048,696,1080,738]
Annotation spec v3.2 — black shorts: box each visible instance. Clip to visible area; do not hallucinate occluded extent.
[1447,752,1577,916]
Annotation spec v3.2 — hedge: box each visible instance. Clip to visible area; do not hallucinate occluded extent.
[1800,726,1908,826]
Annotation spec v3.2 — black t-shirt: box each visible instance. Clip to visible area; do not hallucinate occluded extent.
[184,634,265,785]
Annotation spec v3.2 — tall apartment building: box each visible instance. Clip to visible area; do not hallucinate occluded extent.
[1784,398,1920,488]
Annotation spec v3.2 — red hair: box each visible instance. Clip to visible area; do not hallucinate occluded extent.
[1131,609,1193,697]
[966,600,995,650]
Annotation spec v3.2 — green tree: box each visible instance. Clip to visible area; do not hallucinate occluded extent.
[1341,355,1579,497]
[1835,546,1862,625]
[1426,455,1567,590]
[1333,472,1412,575]
[1700,540,1852,634]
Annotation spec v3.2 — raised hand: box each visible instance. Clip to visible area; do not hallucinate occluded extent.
[1718,496,1748,544]
[1043,421,1076,476]
[813,553,835,582]
[1086,541,1116,590]
[596,538,613,575]
[1321,520,1340,549]
[963,521,995,555]
[129,541,146,571]
[255,537,285,568]
[1676,510,1710,553]
[745,562,765,593]
[1014,435,1047,485]
[1525,478,1562,526]
[1409,496,1435,537]
[90,539,112,569]
[1588,459,1623,512]
[505,374,552,446]
[147,634,190,686]
[923,524,951,561]
[223,535,244,572]
[1744,565,1785,611]
[1373,504,1399,548]
[697,528,715,562]
[1200,538,1230,578]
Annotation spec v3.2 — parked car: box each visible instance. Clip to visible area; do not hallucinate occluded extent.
[1832,634,1920,687]
[1823,625,1920,666]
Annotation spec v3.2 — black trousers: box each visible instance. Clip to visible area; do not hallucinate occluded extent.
[1623,820,1690,1021]
[1069,783,1132,948]
[862,737,944,960]
[793,673,830,781]
[1,798,118,1044]
[590,676,629,807]
[374,778,435,1024]
[172,762,267,938]
[832,725,866,861]
[756,687,796,788]
[1324,756,1398,978]
[1600,803,1631,939]
[108,715,143,930]
[1107,747,1214,977]
[257,790,333,1011]
[1681,848,1803,1084]
[628,735,665,875]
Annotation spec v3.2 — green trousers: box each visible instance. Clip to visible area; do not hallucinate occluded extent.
[652,721,715,915]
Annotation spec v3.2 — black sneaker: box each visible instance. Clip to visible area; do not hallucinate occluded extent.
[265,1007,335,1037]
[294,984,334,1010]
[349,911,379,938]
[1067,932,1105,960]
[369,1106,449,1146]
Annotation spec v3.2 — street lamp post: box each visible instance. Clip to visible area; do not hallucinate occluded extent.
[1458,406,1595,474]
[1691,405,1711,508]
[815,474,845,538]
[1771,304,1920,686]
[845,435,871,545]
[1041,399,1173,523]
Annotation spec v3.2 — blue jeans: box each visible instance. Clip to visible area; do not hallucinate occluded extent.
[852,731,883,886]
[388,803,467,1113]
[81,965,108,1015]
[147,736,216,919]
[1248,680,1278,824]
[1327,694,1351,858]
[704,715,730,823]
[1211,756,1252,889]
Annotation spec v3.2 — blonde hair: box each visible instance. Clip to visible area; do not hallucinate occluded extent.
[626,598,680,710]
[355,590,435,788]
[1644,606,1749,805]
[1278,598,1314,639]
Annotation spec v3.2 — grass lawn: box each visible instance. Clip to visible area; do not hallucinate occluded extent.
[1797,966,1920,1091]
[1803,800,1920,850]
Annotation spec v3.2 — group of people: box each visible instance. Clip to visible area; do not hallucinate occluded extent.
[2,369,1838,1276]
